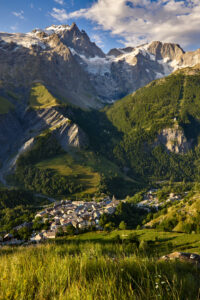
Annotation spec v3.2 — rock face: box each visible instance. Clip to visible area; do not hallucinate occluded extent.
[23,107,88,151]
[72,39,200,102]
[54,122,88,150]
[156,125,191,154]
[160,252,200,267]
[147,41,184,61]
[0,106,88,175]
[0,25,99,109]
[1,23,200,106]
[58,23,105,58]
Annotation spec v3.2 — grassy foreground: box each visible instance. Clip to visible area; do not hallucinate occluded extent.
[1,230,200,300]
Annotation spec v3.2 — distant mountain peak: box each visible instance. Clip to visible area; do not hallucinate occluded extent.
[0,25,200,107]
[70,22,79,31]
[147,41,185,60]
[44,24,73,35]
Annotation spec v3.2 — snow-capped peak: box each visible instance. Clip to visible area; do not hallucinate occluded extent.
[45,24,71,35]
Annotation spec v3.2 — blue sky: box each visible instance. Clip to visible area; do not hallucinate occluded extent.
[0,0,200,53]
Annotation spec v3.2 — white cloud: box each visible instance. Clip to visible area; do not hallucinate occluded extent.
[50,0,200,49]
[12,10,24,20]
[54,0,65,5]
[10,25,18,32]
[50,8,68,21]
[91,34,104,48]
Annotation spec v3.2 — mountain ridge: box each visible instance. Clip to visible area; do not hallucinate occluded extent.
[1,24,200,198]
[1,23,200,107]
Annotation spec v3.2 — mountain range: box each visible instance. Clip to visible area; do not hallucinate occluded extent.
[1,23,200,108]
[1,23,200,198]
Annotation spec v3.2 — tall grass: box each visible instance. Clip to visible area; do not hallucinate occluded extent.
[0,241,200,300]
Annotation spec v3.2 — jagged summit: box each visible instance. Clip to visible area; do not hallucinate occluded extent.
[45,24,72,34]
[0,23,105,58]
[33,22,105,58]
[44,22,81,35]
[108,41,184,61]
[0,24,200,105]
[147,41,185,60]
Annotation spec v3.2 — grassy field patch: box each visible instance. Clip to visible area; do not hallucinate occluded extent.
[36,152,100,197]
[35,150,132,198]
[29,83,60,109]
[64,229,200,254]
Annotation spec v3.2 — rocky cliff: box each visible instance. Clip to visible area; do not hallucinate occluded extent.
[1,23,200,107]
[156,125,191,154]
[0,24,99,109]
[0,105,88,180]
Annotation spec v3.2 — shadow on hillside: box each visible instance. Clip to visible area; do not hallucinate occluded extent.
[67,106,123,158]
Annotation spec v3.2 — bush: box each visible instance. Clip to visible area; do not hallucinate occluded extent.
[119,221,127,230]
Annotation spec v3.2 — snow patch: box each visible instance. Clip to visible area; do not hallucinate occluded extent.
[0,33,47,50]
[70,47,111,75]
[148,53,156,61]
[169,59,181,70]
[155,72,164,79]
[163,57,170,63]
[157,58,173,76]
[111,43,155,66]
[45,25,71,35]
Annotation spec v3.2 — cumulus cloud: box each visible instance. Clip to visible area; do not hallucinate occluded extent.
[50,8,68,21]
[50,0,200,48]
[12,10,24,20]
[54,0,65,5]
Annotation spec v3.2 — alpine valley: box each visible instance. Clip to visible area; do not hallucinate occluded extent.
[1,23,200,225]
[0,23,200,197]
[2,20,200,300]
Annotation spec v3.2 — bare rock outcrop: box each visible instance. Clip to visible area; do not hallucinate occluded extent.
[156,125,191,154]
[53,121,88,150]
[22,107,88,151]
[160,252,200,267]
[0,106,88,173]
[147,41,185,61]
[0,26,99,109]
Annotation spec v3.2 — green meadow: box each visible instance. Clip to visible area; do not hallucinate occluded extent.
[36,152,100,196]
[1,229,200,300]
[29,83,60,109]
[36,150,129,198]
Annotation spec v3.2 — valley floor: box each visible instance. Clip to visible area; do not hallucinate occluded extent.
[1,229,200,300]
